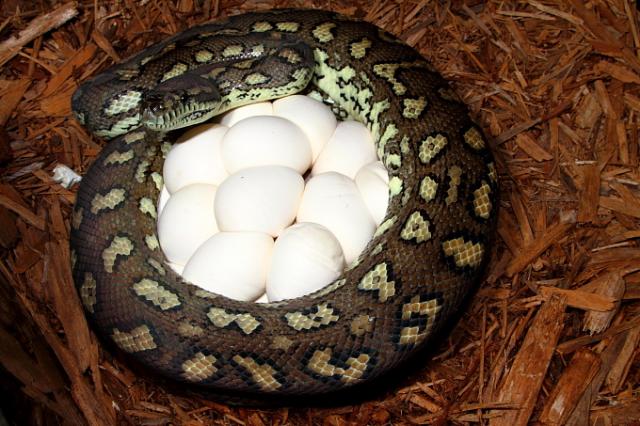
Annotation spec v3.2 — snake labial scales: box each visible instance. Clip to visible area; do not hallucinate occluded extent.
[70,9,498,396]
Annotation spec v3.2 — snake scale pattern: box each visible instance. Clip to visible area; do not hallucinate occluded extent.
[70,9,498,397]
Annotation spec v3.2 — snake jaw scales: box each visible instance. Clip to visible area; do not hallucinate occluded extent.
[70,9,498,397]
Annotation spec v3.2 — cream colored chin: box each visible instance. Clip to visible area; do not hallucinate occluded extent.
[143,108,217,131]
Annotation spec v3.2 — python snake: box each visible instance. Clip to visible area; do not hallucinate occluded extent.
[70,9,498,397]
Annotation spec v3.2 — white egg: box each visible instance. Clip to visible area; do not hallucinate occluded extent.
[157,183,218,265]
[297,172,376,264]
[163,123,228,194]
[222,115,312,174]
[219,102,273,127]
[167,261,185,276]
[272,95,337,161]
[157,185,170,217]
[182,232,273,301]
[215,166,304,237]
[311,121,377,179]
[355,161,389,225]
[254,293,269,303]
[266,222,345,302]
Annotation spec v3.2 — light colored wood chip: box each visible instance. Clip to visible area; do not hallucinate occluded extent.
[91,30,120,63]
[0,79,30,127]
[599,196,640,219]
[514,133,553,161]
[506,220,574,276]
[623,92,640,112]
[409,394,442,413]
[577,163,599,223]
[557,316,640,355]
[46,240,94,374]
[538,286,617,312]
[539,348,601,425]
[44,43,97,97]
[594,79,616,118]
[605,326,640,394]
[0,2,79,67]
[0,193,45,230]
[575,89,602,129]
[40,82,75,117]
[565,333,629,426]
[583,273,625,333]
[509,192,534,244]
[489,295,567,426]
[593,61,640,84]
[528,0,583,26]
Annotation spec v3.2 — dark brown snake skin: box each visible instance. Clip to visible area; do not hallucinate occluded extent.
[70,9,498,397]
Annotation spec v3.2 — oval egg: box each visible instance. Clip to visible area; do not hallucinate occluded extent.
[272,95,337,161]
[311,121,377,179]
[297,172,376,264]
[167,261,185,276]
[254,293,269,303]
[219,101,273,127]
[222,115,312,174]
[215,166,304,237]
[355,161,389,225]
[157,184,170,217]
[157,183,218,265]
[182,231,273,301]
[267,222,345,302]
[163,123,228,193]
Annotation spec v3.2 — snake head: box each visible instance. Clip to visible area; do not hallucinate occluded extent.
[141,75,222,131]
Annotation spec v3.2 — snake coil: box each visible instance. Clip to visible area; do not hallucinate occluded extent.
[70,9,498,397]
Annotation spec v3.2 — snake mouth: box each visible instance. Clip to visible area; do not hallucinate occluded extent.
[141,85,220,131]
[142,105,213,131]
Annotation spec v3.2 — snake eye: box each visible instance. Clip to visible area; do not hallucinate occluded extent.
[142,92,168,115]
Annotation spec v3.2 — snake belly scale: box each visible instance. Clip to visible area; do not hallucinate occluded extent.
[70,9,498,396]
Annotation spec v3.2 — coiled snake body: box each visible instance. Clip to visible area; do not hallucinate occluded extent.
[70,9,497,397]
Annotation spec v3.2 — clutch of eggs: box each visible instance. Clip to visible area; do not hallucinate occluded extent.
[157,95,389,303]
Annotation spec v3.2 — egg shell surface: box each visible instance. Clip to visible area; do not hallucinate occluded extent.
[157,183,218,265]
[222,115,312,174]
[163,124,228,193]
[272,95,337,161]
[157,185,170,217]
[219,101,273,127]
[355,161,389,225]
[267,222,345,302]
[182,232,273,301]
[311,121,377,179]
[215,166,304,237]
[297,172,376,264]
[254,293,269,303]
[168,262,185,276]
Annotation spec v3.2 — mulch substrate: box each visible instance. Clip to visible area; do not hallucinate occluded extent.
[0,0,639,425]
